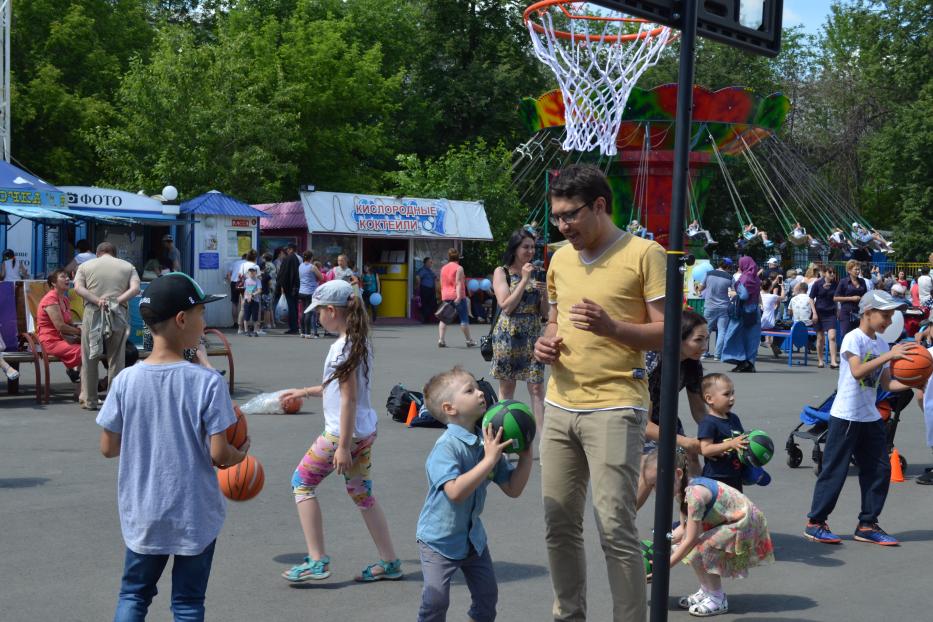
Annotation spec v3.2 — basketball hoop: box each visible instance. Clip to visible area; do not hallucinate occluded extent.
[524,1,674,156]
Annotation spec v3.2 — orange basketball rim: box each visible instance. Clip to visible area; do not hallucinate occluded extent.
[523,0,671,43]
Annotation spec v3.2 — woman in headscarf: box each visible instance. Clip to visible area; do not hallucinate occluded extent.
[721,256,762,373]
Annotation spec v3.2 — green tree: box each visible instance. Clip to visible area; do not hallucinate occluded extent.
[95,23,300,201]
[11,0,154,182]
[388,140,522,273]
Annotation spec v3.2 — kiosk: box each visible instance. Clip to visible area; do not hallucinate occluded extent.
[298,190,493,319]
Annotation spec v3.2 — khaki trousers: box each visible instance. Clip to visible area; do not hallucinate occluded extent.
[540,403,647,622]
[79,314,128,408]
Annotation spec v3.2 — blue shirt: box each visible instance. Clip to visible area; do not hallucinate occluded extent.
[96,362,236,555]
[417,266,436,289]
[697,412,745,480]
[702,270,733,312]
[415,424,514,560]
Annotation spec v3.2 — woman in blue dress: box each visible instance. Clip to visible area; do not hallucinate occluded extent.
[722,256,762,373]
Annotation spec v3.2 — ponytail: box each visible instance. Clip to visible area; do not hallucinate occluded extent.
[675,448,690,517]
[324,292,371,387]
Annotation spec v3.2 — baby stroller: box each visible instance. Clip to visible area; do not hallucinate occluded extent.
[786,387,914,475]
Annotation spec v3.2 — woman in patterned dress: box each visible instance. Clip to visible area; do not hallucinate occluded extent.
[669,449,774,616]
[491,228,549,435]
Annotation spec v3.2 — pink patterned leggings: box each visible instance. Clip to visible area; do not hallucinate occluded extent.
[291,432,376,509]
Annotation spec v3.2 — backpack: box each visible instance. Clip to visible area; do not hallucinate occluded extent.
[386,384,423,422]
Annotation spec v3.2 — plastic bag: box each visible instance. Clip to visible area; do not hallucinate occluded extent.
[240,390,288,415]
[275,295,289,323]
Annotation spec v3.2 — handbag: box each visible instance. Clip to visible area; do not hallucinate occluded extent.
[435,301,459,325]
[480,306,501,362]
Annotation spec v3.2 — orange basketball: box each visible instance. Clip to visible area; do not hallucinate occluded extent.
[891,347,933,388]
[282,396,303,414]
[218,455,264,501]
[876,400,892,422]
[226,405,248,449]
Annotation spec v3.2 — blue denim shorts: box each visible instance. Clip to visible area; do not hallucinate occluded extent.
[442,299,470,325]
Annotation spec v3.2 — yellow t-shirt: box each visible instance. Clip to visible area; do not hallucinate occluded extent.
[545,232,667,410]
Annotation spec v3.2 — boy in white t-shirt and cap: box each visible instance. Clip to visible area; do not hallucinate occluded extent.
[804,290,919,546]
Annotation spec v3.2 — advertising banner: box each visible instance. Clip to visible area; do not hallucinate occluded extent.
[300,192,492,240]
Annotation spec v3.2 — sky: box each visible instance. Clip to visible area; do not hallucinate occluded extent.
[783,0,836,34]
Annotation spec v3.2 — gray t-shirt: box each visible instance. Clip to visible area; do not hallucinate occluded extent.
[702,269,734,312]
[96,362,236,555]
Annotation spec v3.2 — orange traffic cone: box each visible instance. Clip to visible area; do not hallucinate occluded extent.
[405,400,418,426]
[890,448,905,483]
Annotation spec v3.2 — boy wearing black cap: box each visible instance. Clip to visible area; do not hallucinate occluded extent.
[96,273,248,620]
[805,290,918,546]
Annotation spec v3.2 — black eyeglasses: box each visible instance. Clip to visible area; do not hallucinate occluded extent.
[549,199,594,227]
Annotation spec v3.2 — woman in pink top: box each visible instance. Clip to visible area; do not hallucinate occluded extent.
[437,248,476,348]
[37,269,83,381]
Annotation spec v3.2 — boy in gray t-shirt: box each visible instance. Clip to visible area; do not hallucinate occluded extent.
[97,273,249,620]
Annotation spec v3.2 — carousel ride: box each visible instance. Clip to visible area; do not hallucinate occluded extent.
[514,1,892,262]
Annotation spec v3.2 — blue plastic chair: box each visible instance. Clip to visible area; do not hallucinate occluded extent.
[786,321,811,367]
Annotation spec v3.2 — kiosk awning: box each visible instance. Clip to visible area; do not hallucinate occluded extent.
[0,204,72,222]
[299,191,493,240]
[181,191,266,218]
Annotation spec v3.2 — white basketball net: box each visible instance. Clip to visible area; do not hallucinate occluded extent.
[526,4,673,156]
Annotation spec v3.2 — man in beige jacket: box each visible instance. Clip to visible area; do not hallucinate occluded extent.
[74,242,140,410]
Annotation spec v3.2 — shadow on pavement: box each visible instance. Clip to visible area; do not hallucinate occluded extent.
[725,592,819,614]
[0,477,50,488]
[273,554,547,585]
[769,532,844,567]
[890,529,933,542]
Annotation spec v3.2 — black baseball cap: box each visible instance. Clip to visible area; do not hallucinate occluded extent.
[139,273,225,324]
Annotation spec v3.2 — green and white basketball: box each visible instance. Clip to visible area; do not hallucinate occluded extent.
[481,400,536,454]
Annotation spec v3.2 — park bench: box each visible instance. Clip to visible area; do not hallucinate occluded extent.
[7,327,234,405]
[761,322,820,367]
[136,328,236,392]
[2,347,43,404]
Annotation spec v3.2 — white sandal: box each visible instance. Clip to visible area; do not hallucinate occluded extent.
[678,589,706,609]
[689,594,728,617]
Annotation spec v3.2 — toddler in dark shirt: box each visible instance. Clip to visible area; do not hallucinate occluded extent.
[697,373,748,491]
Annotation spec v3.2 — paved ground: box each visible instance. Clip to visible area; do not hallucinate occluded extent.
[2,323,931,621]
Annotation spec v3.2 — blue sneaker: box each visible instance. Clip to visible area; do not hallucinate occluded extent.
[805,522,842,544]
[854,523,899,546]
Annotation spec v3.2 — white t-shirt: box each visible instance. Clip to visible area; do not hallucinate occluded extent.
[923,347,933,448]
[238,261,259,278]
[322,337,377,438]
[918,274,933,301]
[831,328,890,422]
[227,259,244,283]
[760,292,779,329]
[789,293,813,325]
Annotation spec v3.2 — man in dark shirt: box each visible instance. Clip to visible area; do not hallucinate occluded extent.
[276,244,301,334]
[415,257,438,323]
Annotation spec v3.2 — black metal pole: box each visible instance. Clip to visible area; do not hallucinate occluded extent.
[649,0,698,620]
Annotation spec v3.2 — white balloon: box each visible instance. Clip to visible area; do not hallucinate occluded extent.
[880,310,904,344]
[161,185,178,201]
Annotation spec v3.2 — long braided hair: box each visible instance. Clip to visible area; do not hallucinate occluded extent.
[323,292,371,387]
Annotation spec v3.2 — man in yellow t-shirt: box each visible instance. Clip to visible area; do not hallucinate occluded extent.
[535,165,666,622]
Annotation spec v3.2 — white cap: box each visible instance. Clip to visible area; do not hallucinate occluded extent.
[306,279,356,313]
[767,257,778,265]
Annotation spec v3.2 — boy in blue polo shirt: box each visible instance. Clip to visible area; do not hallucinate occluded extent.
[416,367,533,622]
